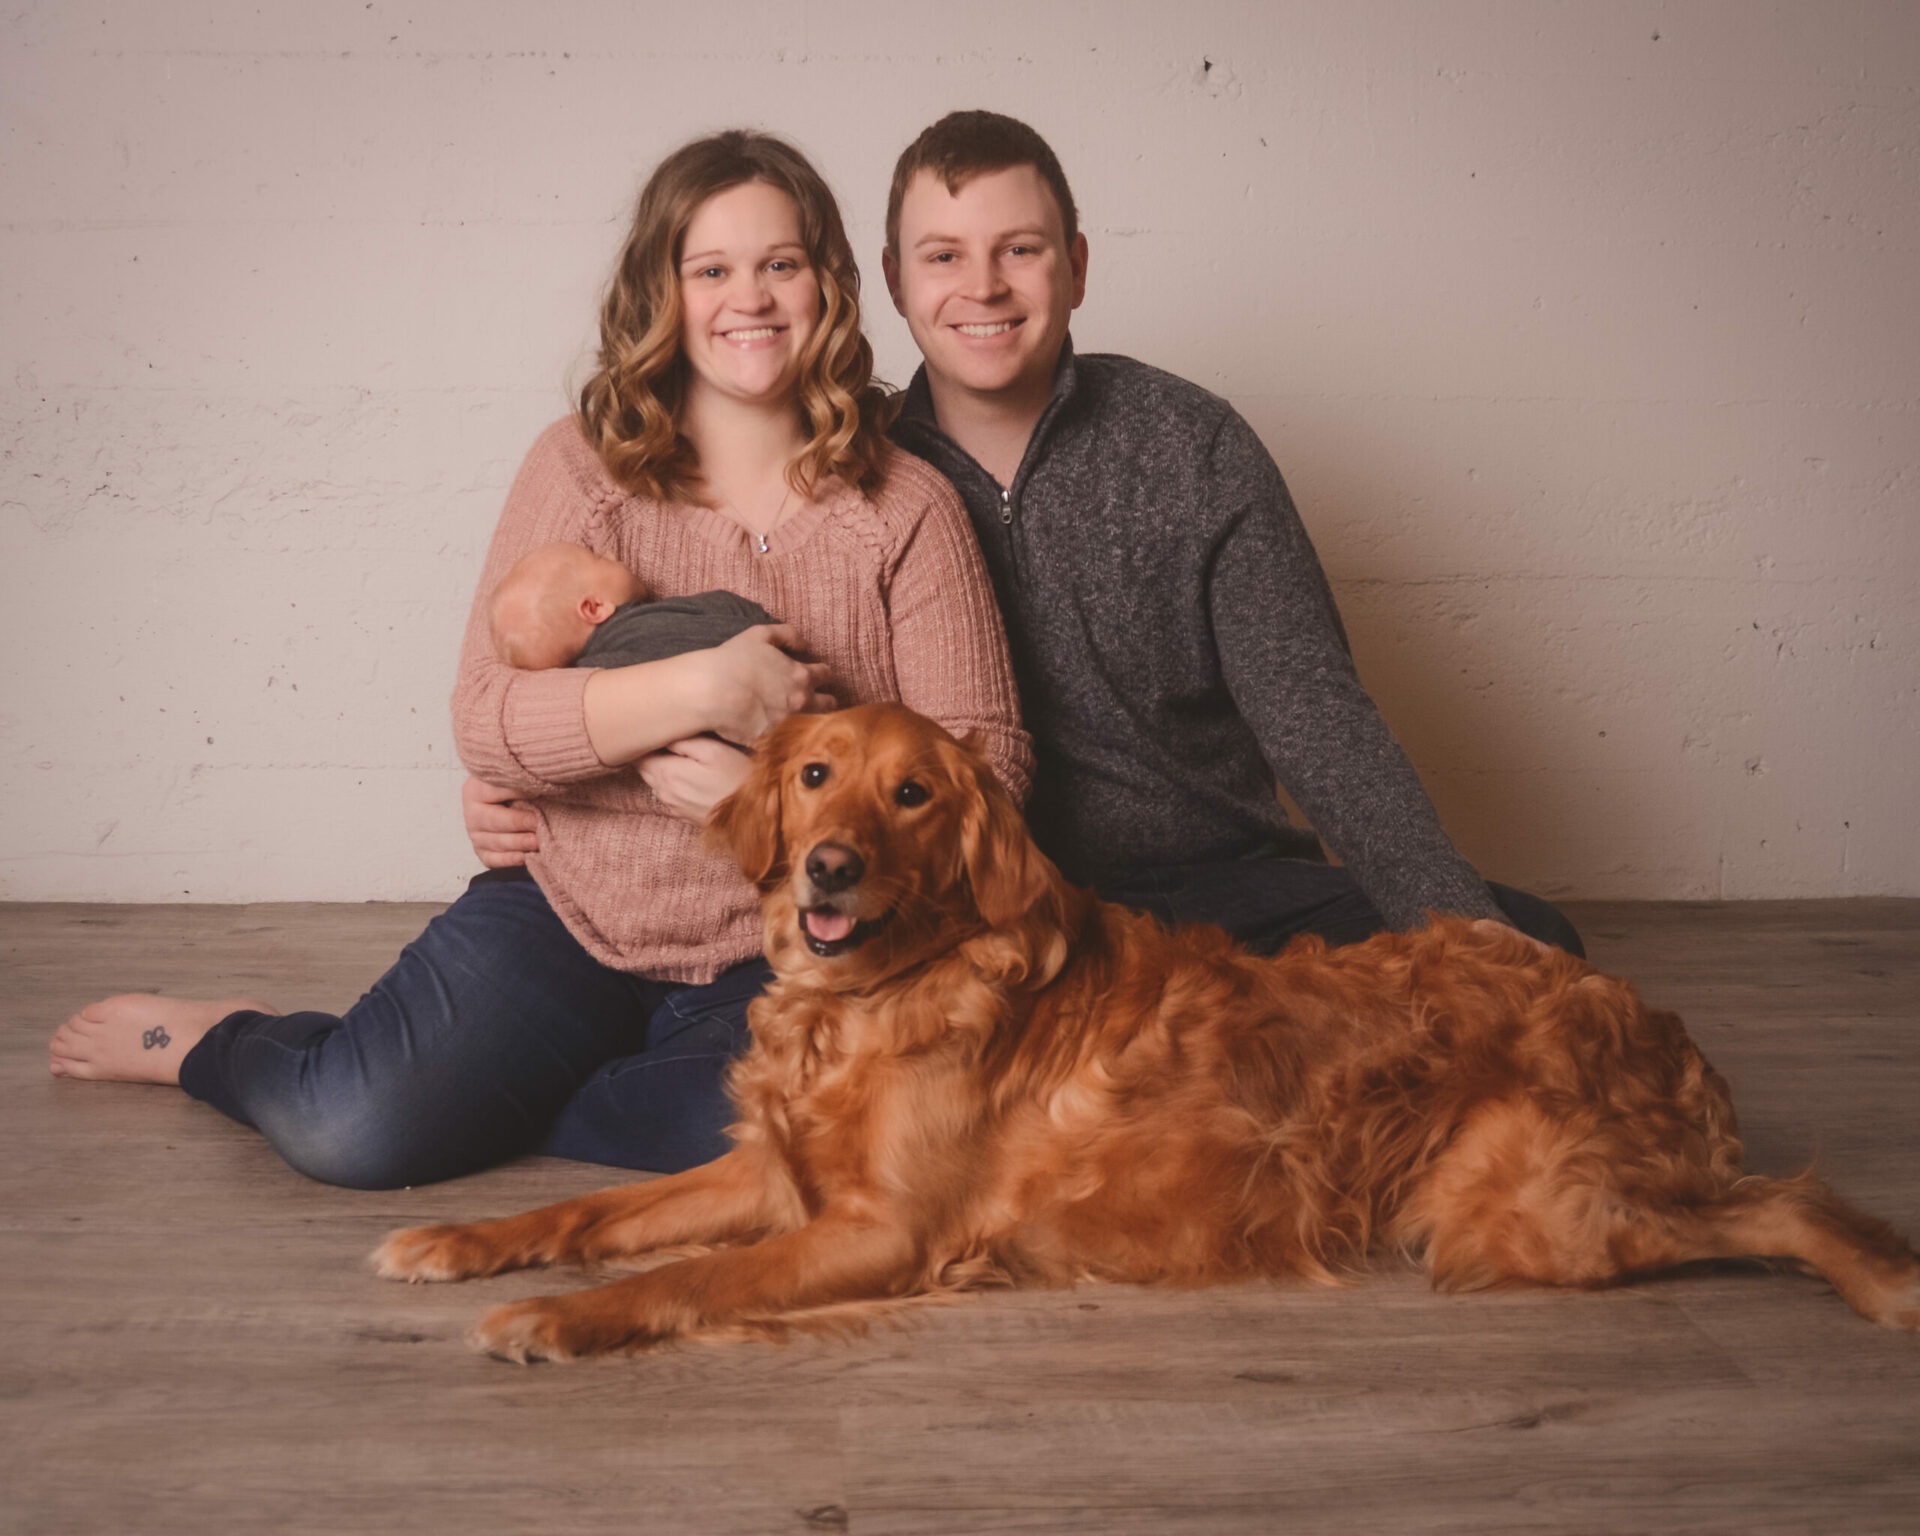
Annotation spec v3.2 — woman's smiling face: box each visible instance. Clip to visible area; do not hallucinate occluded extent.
[677,179,820,412]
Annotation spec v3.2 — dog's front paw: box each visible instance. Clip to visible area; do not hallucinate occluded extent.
[471,1297,590,1363]
[370,1223,502,1283]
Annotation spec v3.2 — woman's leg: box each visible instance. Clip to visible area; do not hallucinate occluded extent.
[50,994,279,1083]
[175,880,672,1189]
[540,957,773,1174]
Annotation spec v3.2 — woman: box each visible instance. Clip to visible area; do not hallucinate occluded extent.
[49,131,1031,1188]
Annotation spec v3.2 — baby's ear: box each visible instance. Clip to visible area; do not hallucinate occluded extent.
[579,595,618,625]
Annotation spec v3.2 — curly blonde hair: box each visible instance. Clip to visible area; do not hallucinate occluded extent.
[577,131,891,503]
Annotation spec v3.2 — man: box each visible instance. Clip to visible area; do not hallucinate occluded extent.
[874,110,1578,955]
[469,110,1578,957]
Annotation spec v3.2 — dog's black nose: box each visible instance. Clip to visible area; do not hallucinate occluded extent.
[805,842,865,893]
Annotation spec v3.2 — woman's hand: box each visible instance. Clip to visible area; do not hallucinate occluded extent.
[582,625,835,769]
[637,736,755,825]
[461,776,541,868]
[696,624,835,745]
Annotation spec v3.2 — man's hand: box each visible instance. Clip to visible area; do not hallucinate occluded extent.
[461,775,540,868]
[1472,916,1550,954]
[637,736,755,825]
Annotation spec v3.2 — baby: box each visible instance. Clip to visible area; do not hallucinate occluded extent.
[488,543,776,672]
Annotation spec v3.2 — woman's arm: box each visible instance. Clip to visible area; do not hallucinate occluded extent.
[581,626,829,767]
[607,463,1031,834]
[450,425,626,792]
[451,424,828,792]
[630,469,1028,833]
[883,465,1033,803]
[633,735,754,826]
[464,632,826,853]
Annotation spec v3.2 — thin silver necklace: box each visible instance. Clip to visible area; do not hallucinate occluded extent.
[729,486,792,555]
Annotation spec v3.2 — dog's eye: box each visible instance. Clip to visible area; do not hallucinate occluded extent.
[895,780,930,808]
[800,762,830,789]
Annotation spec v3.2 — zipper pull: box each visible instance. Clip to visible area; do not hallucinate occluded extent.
[1000,486,1013,526]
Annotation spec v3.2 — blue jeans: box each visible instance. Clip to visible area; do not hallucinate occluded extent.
[178,876,770,1190]
[1094,855,1585,959]
[180,858,1578,1191]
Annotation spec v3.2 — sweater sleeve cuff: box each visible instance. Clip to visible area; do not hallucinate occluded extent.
[500,666,605,785]
[1376,867,1502,931]
[981,727,1035,808]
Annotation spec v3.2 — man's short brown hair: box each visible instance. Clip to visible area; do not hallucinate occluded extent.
[885,110,1080,254]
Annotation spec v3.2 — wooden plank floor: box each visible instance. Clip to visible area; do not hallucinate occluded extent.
[4,900,1918,1535]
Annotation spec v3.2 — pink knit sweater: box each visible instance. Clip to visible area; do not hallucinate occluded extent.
[451,419,1032,983]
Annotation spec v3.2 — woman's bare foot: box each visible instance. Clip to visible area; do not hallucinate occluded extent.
[49,995,277,1085]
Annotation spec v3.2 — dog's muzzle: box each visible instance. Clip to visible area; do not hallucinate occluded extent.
[798,841,894,957]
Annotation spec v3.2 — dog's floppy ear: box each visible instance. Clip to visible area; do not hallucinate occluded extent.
[949,737,1074,986]
[706,723,795,891]
[958,764,1049,929]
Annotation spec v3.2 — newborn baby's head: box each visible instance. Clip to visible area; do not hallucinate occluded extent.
[489,543,645,669]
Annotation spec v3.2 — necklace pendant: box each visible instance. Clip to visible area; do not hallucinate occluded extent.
[757,533,770,554]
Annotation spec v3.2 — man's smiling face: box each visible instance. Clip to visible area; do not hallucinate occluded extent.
[884,164,1088,410]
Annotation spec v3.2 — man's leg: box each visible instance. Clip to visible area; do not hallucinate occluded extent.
[177,879,668,1189]
[540,957,772,1174]
[1097,856,1584,959]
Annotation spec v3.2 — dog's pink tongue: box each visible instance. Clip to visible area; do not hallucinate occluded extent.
[805,909,855,943]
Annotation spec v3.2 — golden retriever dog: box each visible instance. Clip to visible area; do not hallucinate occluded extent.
[374,704,1920,1360]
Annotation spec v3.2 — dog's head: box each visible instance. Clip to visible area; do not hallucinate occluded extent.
[708,704,1073,990]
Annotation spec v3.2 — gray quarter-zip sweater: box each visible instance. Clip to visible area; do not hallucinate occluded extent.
[890,341,1500,932]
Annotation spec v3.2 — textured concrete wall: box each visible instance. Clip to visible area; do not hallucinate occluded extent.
[4,1,1916,902]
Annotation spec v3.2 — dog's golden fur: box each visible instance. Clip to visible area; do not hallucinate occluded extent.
[374,704,1920,1359]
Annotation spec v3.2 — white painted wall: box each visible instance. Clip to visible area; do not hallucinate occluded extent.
[3,1,1915,903]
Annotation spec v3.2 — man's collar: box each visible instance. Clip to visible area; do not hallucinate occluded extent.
[897,361,939,430]
[896,336,1080,440]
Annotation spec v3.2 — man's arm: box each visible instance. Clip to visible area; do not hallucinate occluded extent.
[462,776,540,868]
[1202,410,1501,930]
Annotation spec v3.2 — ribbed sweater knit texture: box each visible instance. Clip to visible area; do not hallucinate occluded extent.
[450,419,1031,983]
[892,343,1500,932]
